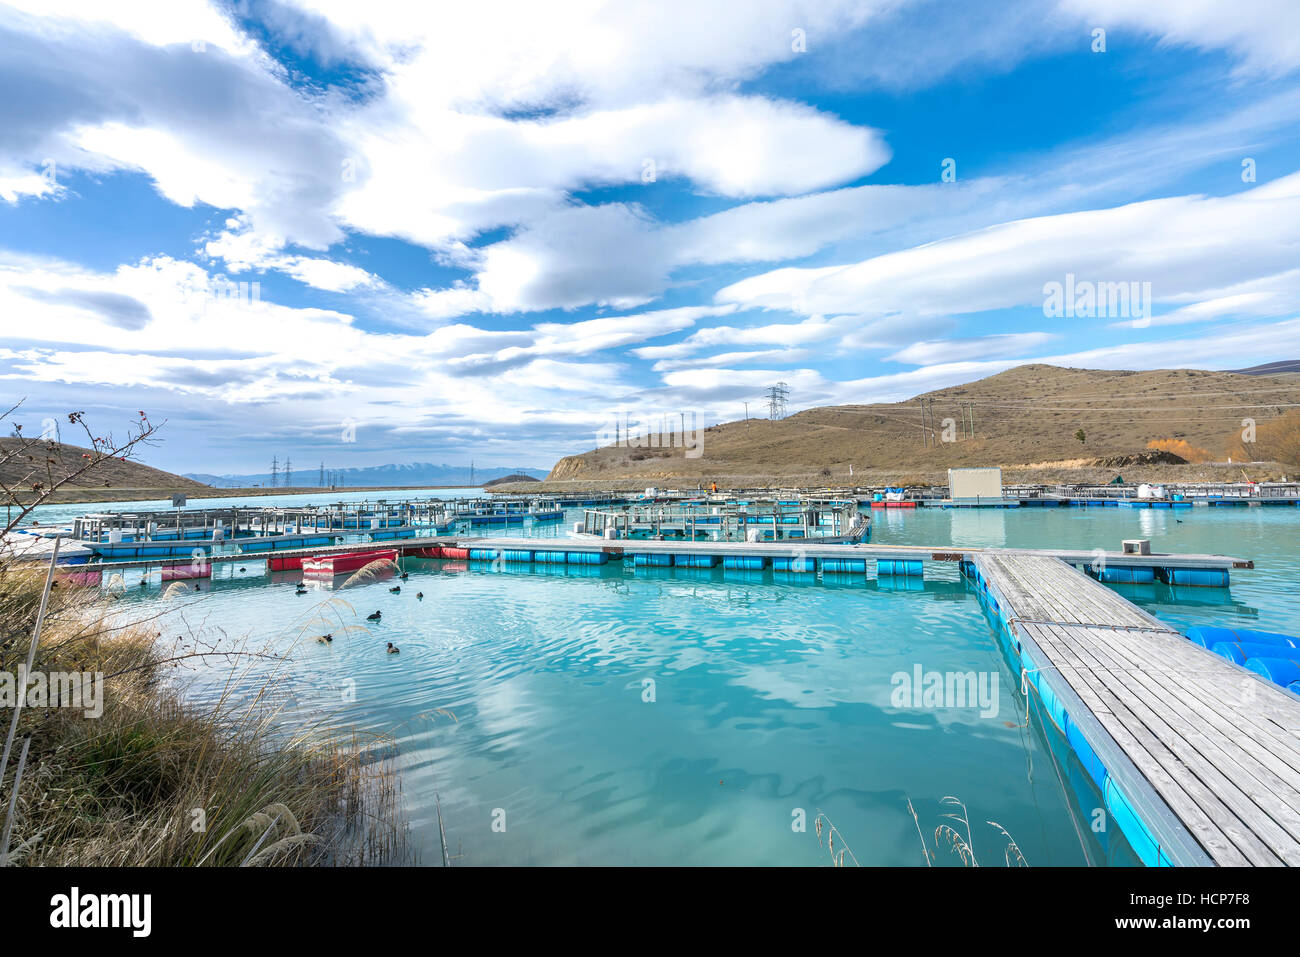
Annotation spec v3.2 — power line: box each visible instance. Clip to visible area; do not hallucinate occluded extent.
[766,382,789,420]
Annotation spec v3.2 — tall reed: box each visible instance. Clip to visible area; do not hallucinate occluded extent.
[0,563,412,866]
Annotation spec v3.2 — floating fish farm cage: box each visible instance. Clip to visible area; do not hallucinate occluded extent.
[65,499,455,560]
[446,494,648,526]
[580,498,869,543]
[448,501,567,526]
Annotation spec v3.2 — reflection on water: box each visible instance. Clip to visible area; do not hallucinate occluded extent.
[948,508,1007,547]
[119,558,1096,866]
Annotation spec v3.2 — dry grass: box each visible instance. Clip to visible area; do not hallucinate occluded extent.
[1147,438,1212,463]
[0,435,206,495]
[1231,410,1300,467]
[815,797,1028,867]
[813,811,861,867]
[0,564,411,866]
[543,364,1300,485]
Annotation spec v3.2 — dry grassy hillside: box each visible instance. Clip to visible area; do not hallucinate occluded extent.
[0,436,208,495]
[543,364,1300,488]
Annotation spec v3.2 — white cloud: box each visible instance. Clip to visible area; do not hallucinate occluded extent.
[410,179,973,317]
[274,256,380,292]
[886,333,1057,365]
[278,0,890,107]
[0,251,728,445]
[0,20,351,248]
[634,315,843,359]
[3,0,253,53]
[1058,0,1300,76]
[716,171,1300,330]
[199,218,382,292]
[1113,267,1300,328]
[1,0,895,276]
[0,168,59,203]
[651,348,813,371]
[7,0,1300,469]
[9,0,1300,323]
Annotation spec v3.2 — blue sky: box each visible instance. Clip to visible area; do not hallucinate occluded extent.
[2,0,1299,474]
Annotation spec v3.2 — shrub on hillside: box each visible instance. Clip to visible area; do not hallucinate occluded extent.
[1231,412,1300,466]
[1146,438,1212,463]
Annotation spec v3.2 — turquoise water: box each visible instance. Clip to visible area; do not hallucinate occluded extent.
[89,499,1300,865]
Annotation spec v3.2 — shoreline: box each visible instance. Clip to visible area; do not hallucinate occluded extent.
[12,483,486,507]
[16,461,1292,505]
[490,461,1292,495]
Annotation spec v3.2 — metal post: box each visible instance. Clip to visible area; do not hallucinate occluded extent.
[0,536,60,800]
[0,736,30,865]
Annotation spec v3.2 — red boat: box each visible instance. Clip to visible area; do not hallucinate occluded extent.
[302,548,398,576]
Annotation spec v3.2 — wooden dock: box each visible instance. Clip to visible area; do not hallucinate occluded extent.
[970,552,1300,866]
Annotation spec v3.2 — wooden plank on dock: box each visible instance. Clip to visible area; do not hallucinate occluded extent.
[974,552,1300,867]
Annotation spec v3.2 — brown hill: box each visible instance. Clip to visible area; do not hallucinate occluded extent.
[1,436,208,497]
[544,364,1300,487]
[483,473,541,487]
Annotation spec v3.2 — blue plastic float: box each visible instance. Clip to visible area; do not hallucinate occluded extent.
[1185,626,1297,649]
[1246,658,1300,686]
[1184,626,1300,693]
[1209,642,1300,666]
[877,558,923,577]
[673,554,718,568]
[1097,566,1156,584]
[820,558,867,574]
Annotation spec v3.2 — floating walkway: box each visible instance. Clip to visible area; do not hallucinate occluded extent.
[28,529,1253,582]
[448,537,1250,577]
[967,552,1300,867]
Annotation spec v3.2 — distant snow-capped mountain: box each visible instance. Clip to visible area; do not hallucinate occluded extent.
[184,462,548,488]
